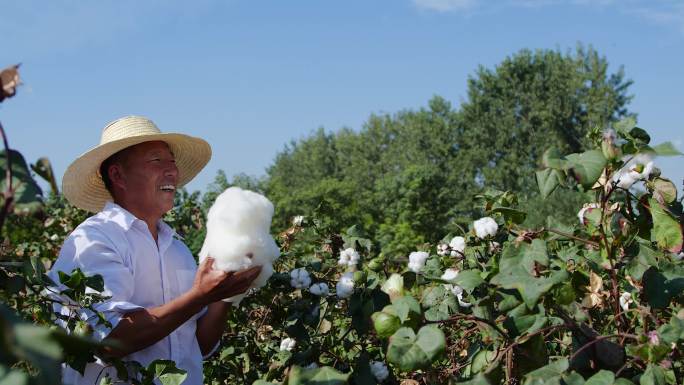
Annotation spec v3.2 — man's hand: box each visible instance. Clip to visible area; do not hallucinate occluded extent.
[191,257,262,305]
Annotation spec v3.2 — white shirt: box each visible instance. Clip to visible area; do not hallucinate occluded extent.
[48,202,211,385]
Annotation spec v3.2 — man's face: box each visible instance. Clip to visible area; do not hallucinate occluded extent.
[116,141,178,217]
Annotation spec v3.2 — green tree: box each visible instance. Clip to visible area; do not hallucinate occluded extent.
[460,45,633,194]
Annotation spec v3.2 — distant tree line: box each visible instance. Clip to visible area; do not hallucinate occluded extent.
[214,45,634,256]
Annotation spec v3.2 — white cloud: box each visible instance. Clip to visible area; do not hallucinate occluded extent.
[413,0,479,12]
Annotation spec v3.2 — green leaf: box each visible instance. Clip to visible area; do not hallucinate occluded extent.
[252,381,277,385]
[649,142,683,156]
[391,295,421,324]
[565,150,607,189]
[542,147,567,170]
[0,369,30,385]
[584,370,614,385]
[640,364,667,385]
[491,266,567,308]
[455,373,492,385]
[536,168,562,199]
[287,365,349,385]
[648,198,683,253]
[627,242,660,280]
[522,358,568,385]
[452,270,484,292]
[657,315,684,345]
[652,178,677,204]
[151,360,188,385]
[614,117,637,135]
[386,325,446,371]
[0,149,44,215]
[642,267,684,309]
[491,206,527,224]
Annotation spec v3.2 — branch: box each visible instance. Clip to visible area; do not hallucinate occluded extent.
[0,120,13,233]
[544,227,600,247]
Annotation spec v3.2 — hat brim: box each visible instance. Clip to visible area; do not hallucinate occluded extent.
[63,133,211,213]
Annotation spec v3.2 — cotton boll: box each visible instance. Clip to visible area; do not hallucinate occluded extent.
[199,187,281,305]
[309,282,329,296]
[473,217,498,239]
[408,251,429,273]
[449,236,466,253]
[336,272,355,298]
[370,361,389,382]
[619,292,633,312]
[338,248,360,267]
[290,268,311,289]
[280,337,296,351]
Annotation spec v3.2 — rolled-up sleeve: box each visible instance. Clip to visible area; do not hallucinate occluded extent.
[53,228,143,340]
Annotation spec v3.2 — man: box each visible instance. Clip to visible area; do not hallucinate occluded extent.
[48,116,260,385]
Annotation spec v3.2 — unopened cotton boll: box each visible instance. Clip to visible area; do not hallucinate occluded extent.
[290,268,311,289]
[280,337,296,351]
[338,248,360,267]
[309,282,329,296]
[407,251,429,273]
[336,272,355,298]
[449,236,466,254]
[473,217,498,239]
[199,187,280,305]
[370,361,389,382]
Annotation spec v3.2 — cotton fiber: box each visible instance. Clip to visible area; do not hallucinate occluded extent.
[199,187,280,305]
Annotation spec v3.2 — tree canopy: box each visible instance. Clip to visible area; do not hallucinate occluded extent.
[263,45,634,256]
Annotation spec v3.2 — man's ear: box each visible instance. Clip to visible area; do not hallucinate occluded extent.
[108,163,126,190]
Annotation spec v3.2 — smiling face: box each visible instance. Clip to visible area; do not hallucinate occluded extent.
[108,140,179,222]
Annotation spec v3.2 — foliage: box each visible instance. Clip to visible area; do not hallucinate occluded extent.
[265,45,634,255]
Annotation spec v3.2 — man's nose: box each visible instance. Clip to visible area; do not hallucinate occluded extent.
[165,160,179,179]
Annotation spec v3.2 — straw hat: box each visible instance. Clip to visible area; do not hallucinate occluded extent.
[63,116,212,213]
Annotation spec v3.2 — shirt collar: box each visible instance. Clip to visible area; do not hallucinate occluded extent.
[101,201,178,239]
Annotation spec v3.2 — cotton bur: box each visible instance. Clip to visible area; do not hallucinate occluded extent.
[199,187,280,305]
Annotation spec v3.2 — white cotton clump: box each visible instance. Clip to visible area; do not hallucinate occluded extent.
[199,187,280,305]
[436,243,449,256]
[441,268,472,308]
[619,292,633,312]
[473,217,498,239]
[449,236,466,253]
[309,282,329,296]
[290,268,311,289]
[613,154,655,189]
[408,251,429,273]
[370,361,389,382]
[336,272,355,298]
[338,248,360,267]
[292,215,304,226]
[279,337,296,351]
[304,362,318,370]
[677,252,684,260]
[577,203,601,225]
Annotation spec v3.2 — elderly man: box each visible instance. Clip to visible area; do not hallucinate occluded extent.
[48,116,260,385]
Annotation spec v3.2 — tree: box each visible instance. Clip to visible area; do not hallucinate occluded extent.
[264,45,634,253]
[460,45,633,195]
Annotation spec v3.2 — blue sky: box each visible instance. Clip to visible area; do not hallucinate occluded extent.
[1,0,683,194]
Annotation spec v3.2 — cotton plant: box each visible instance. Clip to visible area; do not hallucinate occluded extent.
[290,268,311,289]
[279,337,296,352]
[309,282,329,296]
[619,291,633,312]
[380,273,404,301]
[370,361,389,382]
[612,154,655,189]
[441,268,471,308]
[338,248,360,267]
[199,187,280,305]
[437,236,466,257]
[577,203,601,225]
[407,251,429,273]
[473,217,498,239]
[336,272,355,298]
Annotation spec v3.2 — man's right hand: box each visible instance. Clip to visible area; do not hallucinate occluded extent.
[191,257,262,304]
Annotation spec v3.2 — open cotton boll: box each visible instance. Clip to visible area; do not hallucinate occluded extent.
[473,217,498,239]
[408,251,429,273]
[199,187,280,305]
